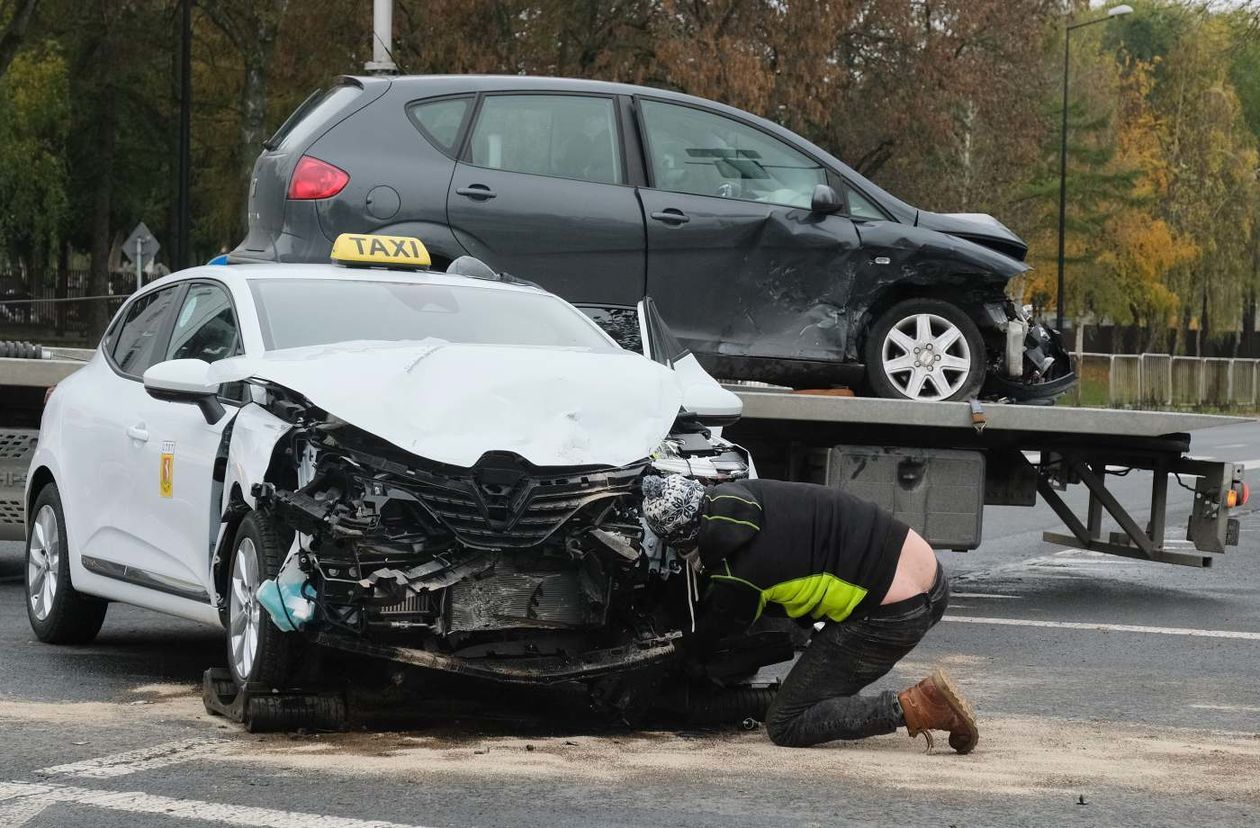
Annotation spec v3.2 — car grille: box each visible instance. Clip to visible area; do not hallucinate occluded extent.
[405,454,644,549]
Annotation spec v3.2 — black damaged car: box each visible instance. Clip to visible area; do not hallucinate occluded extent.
[234,75,1074,402]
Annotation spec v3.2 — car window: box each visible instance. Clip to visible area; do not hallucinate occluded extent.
[468,95,622,185]
[166,283,240,364]
[107,286,180,377]
[639,100,826,208]
[848,188,887,220]
[249,278,618,353]
[408,97,470,155]
[579,306,642,354]
[270,85,362,151]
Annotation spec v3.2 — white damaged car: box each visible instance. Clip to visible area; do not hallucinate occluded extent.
[24,235,767,711]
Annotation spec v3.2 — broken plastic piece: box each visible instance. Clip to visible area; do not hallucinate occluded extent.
[256,547,315,632]
[969,399,987,433]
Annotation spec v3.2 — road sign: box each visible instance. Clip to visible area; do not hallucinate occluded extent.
[123,222,160,268]
[122,222,161,291]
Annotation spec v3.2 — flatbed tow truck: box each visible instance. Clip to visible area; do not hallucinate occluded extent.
[2,346,1248,564]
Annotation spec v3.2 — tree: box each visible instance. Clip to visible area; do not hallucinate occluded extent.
[1139,9,1259,354]
[0,41,69,281]
[1015,26,1147,321]
[0,0,39,79]
[201,0,292,234]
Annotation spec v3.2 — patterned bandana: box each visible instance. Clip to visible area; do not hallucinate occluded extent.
[640,473,706,546]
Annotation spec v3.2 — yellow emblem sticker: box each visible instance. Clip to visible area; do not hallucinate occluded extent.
[330,233,431,269]
[159,441,175,498]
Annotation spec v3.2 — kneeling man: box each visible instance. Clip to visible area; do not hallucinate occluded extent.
[641,474,978,753]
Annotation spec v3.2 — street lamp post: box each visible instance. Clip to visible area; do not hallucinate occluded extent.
[1056,3,1133,332]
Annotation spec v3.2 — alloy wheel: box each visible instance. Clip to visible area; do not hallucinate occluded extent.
[27,504,60,621]
[881,312,973,401]
[229,537,263,681]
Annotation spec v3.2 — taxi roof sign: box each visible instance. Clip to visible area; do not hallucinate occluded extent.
[331,233,431,269]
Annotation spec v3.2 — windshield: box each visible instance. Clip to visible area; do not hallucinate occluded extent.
[248,278,616,352]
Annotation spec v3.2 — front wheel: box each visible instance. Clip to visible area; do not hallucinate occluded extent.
[26,483,108,644]
[863,299,985,401]
[227,512,299,688]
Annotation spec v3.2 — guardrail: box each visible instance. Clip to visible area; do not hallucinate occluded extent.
[1070,353,1260,410]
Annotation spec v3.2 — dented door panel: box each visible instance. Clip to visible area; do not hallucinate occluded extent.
[641,189,862,365]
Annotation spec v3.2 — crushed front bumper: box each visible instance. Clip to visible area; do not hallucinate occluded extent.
[314,631,679,685]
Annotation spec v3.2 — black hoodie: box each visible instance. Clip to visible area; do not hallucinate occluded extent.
[687,479,908,653]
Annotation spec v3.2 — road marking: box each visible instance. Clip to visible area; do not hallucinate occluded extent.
[950,592,1021,599]
[0,781,432,828]
[37,737,224,779]
[0,789,52,827]
[1189,703,1260,713]
[944,615,1260,640]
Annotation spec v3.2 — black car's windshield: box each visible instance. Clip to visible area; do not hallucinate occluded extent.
[249,277,616,352]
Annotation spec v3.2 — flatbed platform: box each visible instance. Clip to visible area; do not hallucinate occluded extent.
[729,388,1250,438]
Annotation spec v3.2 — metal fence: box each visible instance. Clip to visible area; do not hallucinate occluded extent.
[0,270,133,347]
[1069,352,1260,410]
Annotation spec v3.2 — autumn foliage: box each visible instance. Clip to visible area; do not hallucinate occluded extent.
[0,0,1258,352]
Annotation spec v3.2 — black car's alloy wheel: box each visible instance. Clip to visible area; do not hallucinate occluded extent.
[864,298,985,401]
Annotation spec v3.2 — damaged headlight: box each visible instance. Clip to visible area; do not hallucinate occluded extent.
[651,432,751,482]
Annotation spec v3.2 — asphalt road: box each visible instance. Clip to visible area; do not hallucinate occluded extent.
[1,420,1258,827]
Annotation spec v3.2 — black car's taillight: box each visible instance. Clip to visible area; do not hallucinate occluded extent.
[287,155,349,200]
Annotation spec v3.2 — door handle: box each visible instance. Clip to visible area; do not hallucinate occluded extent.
[126,424,149,442]
[455,185,497,200]
[649,209,690,225]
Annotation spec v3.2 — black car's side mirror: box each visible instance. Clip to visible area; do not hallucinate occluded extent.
[810,184,844,214]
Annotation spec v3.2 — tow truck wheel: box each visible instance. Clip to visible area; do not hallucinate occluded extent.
[864,298,985,401]
[227,512,298,688]
[25,483,107,644]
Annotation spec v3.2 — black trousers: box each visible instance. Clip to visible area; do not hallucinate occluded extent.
[764,565,949,747]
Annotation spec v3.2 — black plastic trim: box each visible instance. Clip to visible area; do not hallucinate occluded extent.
[81,554,212,603]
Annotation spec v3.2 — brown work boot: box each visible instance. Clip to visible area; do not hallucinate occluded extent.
[897,667,979,754]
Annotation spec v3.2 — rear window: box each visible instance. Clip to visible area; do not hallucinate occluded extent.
[249,278,617,353]
[268,85,362,151]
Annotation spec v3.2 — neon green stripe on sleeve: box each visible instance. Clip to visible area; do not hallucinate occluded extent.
[702,514,761,530]
[705,494,762,509]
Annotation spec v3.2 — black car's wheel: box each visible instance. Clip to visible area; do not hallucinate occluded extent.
[864,299,985,401]
[26,483,108,644]
[227,512,299,688]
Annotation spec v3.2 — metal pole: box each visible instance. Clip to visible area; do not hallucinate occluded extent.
[177,0,192,269]
[1056,27,1070,332]
[136,239,144,292]
[365,0,397,74]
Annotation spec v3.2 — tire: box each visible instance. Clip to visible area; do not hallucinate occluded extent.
[863,298,985,401]
[227,512,300,688]
[26,483,107,644]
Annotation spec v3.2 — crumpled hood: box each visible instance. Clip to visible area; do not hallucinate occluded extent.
[215,341,683,469]
[916,210,1029,262]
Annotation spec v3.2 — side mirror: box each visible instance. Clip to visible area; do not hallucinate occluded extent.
[810,184,843,214]
[143,359,225,424]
